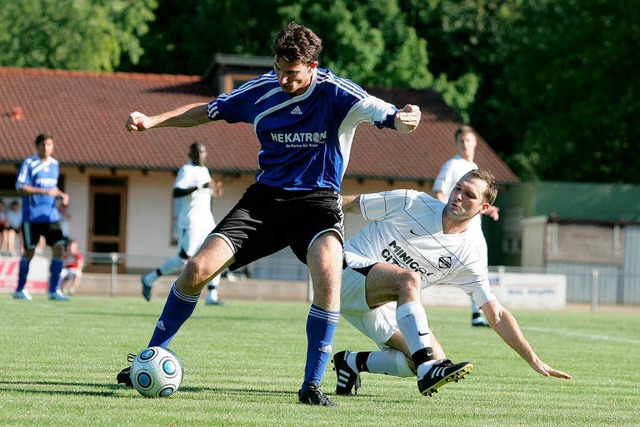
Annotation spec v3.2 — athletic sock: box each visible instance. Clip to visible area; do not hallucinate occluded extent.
[49,258,64,293]
[16,257,30,292]
[471,298,483,316]
[301,304,339,392]
[396,301,435,379]
[158,256,187,276]
[148,283,199,348]
[366,349,415,378]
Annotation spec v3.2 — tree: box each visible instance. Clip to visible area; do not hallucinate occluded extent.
[496,0,640,182]
[0,0,157,71]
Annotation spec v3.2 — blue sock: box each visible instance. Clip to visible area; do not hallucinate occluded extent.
[148,283,199,348]
[49,258,63,293]
[302,305,339,392]
[16,257,30,292]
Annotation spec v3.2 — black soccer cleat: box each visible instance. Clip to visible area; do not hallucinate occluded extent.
[332,350,361,395]
[417,359,473,397]
[472,317,491,327]
[116,366,133,387]
[116,353,136,388]
[141,274,153,302]
[298,384,337,407]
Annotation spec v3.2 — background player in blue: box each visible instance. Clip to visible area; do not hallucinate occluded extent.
[119,22,421,406]
[13,133,70,301]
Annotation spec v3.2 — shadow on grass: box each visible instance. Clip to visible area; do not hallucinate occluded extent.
[0,380,292,398]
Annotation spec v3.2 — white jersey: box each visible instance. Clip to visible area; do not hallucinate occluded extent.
[174,163,215,230]
[344,189,495,306]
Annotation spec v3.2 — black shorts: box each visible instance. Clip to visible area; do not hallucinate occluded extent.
[213,182,344,270]
[22,221,65,250]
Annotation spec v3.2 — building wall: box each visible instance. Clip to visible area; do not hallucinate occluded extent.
[0,163,437,273]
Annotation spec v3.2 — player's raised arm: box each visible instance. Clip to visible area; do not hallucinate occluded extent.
[125,103,209,132]
[482,300,572,380]
[394,104,421,133]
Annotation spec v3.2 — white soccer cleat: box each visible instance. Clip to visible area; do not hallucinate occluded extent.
[12,289,33,301]
[48,289,70,301]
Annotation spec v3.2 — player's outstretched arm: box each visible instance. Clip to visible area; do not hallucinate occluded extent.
[125,103,209,132]
[394,104,421,133]
[482,300,572,380]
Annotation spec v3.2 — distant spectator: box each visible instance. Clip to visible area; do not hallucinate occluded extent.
[3,200,22,256]
[0,200,6,254]
[60,239,84,296]
[57,202,72,243]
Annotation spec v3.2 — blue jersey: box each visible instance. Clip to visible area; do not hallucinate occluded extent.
[207,68,398,191]
[16,154,61,223]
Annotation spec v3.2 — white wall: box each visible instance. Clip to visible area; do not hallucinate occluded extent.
[3,163,436,272]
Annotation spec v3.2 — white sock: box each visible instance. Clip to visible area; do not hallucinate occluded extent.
[158,256,187,276]
[207,287,218,301]
[396,301,434,379]
[366,349,415,377]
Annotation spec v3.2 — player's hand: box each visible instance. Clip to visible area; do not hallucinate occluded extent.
[487,206,500,221]
[125,111,152,132]
[532,360,572,379]
[395,104,421,133]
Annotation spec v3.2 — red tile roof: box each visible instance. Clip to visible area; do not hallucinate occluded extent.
[0,67,518,183]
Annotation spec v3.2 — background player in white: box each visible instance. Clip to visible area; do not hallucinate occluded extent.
[433,125,499,327]
[333,170,571,397]
[140,142,224,305]
[118,22,421,406]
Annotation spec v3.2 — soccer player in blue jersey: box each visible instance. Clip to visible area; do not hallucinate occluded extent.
[118,22,421,406]
[13,133,70,301]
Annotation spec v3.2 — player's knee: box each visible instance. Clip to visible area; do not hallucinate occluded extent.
[396,270,422,297]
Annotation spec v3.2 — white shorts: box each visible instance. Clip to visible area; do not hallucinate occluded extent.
[60,268,81,281]
[178,223,215,258]
[341,267,398,349]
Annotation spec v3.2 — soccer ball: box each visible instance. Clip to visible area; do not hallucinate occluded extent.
[130,346,183,398]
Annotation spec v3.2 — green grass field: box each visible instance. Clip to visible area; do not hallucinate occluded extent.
[1,296,638,426]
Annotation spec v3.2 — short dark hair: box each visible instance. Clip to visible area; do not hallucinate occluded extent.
[271,22,323,64]
[469,169,498,205]
[189,141,205,154]
[35,133,53,147]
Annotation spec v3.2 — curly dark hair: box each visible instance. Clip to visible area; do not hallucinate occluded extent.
[271,22,323,64]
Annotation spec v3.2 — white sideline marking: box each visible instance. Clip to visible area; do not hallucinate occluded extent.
[523,326,640,345]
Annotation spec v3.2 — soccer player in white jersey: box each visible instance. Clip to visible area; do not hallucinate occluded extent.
[433,125,500,327]
[118,22,422,406]
[140,142,224,305]
[333,170,571,397]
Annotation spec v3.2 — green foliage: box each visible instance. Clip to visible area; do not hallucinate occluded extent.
[0,0,157,71]
[0,296,639,425]
[496,0,640,182]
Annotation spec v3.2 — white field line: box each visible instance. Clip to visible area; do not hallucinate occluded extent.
[523,326,640,345]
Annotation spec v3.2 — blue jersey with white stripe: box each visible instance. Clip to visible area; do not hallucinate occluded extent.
[16,154,61,223]
[207,68,398,191]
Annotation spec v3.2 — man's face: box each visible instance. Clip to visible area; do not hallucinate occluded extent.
[190,145,207,166]
[457,132,477,159]
[445,174,488,220]
[273,56,316,96]
[37,138,54,159]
